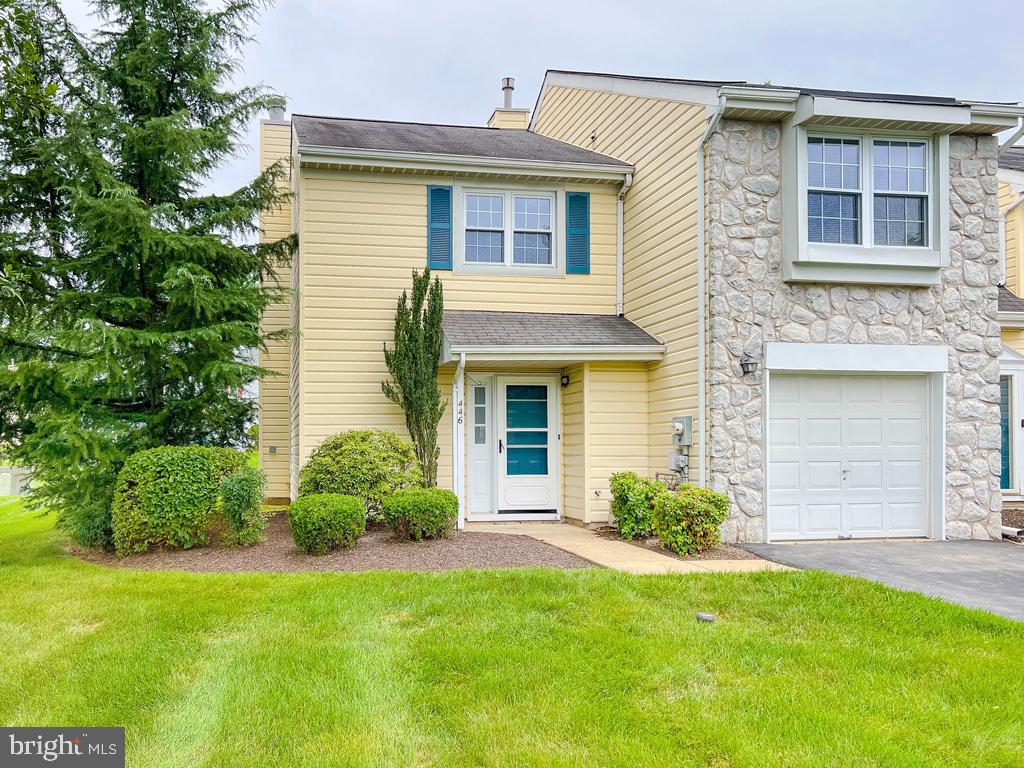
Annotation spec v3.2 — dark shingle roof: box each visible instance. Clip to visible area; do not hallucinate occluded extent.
[443,310,662,347]
[292,115,629,168]
[1001,147,1024,173]
[546,69,1011,108]
[1000,286,1024,313]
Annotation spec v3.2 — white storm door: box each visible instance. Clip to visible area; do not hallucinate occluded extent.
[467,377,494,515]
[769,374,929,540]
[496,378,558,512]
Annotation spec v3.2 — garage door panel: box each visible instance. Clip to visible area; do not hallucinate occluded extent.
[890,502,927,532]
[847,461,882,489]
[806,504,842,533]
[805,376,842,404]
[768,374,930,540]
[889,460,925,490]
[888,418,927,447]
[847,503,883,532]
[771,418,800,446]
[806,419,842,446]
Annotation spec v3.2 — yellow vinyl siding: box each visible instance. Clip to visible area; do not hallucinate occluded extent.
[1001,180,1022,296]
[586,363,649,522]
[1002,329,1024,355]
[257,121,293,498]
[295,168,618,493]
[533,85,706,479]
[560,364,586,522]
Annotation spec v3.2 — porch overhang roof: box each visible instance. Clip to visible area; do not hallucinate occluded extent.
[440,310,665,365]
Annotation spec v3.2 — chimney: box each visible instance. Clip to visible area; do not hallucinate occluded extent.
[488,76,530,129]
[268,99,286,122]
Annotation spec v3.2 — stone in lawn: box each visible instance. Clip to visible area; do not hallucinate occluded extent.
[696,612,716,623]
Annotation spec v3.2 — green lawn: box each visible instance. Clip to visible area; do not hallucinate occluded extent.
[1,499,1022,767]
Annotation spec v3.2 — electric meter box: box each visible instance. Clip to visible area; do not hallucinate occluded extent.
[672,416,693,447]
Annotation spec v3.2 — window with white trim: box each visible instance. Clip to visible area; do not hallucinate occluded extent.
[462,189,557,269]
[805,133,932,249]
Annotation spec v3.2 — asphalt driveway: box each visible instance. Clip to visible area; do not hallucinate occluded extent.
[744,539,1024,621]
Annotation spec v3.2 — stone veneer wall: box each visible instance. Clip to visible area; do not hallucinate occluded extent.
[706,119,1003,543]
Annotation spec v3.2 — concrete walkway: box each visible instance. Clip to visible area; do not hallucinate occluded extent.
[745,539,1024,621]
[466,521,790,575]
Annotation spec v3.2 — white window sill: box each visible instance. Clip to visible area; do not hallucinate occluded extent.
[786,242,944,286]
[454,262,565,278]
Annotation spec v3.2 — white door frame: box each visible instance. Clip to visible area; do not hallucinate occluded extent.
[763,342,948,542]
[464,371,561,522]
[999,345,1024,499]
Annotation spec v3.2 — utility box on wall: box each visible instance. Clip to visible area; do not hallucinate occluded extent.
[672,416,693,447]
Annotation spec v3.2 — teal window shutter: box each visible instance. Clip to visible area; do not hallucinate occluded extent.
[427,185,453,270]
[565,192,590,274]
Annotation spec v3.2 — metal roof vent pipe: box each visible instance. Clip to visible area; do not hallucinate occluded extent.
[502,77,515,108]
[488,77,530,129]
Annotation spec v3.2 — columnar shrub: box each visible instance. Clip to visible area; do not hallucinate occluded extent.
[289,494,366,554]
[382,487,458,541]
[112,447,246,554]
[298,430,422,517]
[608,472,669,540]
[220,466,269,546]
[651,484,730,555]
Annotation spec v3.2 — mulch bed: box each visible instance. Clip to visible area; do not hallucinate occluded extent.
[71,513,596,573]
[595,528,761,561]
[1003,507,1024,531]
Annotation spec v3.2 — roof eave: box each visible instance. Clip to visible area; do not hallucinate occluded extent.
[296,144,633,181]
[716,90,1024,135]
[441,343,666,365]
[999,311,1024,328]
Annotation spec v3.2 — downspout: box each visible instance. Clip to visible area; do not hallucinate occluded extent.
[695,97,726,487]
[453,352,466,530]
[616,173,634,316]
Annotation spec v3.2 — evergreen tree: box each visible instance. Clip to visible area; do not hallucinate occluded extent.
[383,269,446,487]
[0,0,295,546]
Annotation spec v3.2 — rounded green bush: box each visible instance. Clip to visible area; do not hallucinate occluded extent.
[382,487,458,541]
[112,446,247,555]
[289,493,366,555]
[651,484,730,556]
[219,466,269,546]
[609,472,669,540]
[298,430,422,517]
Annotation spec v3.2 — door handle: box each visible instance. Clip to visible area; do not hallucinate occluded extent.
[498,438,504,453]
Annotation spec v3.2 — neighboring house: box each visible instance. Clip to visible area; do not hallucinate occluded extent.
[996,145,1024,500]
[259,72,1024,543]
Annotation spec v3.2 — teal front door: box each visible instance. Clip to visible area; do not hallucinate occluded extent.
[496,377,558,512]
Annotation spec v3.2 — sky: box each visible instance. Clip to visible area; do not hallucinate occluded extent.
[60,0,1022,195]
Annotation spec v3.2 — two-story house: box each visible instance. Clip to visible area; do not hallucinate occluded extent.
[259,72,1024,543]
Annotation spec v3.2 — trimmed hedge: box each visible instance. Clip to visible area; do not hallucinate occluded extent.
[651,484,730,556]
[298,430,422,517]
[289,494,366,554]
[608,472,668,540]
[112,446,246,555]
[382,487,458,541]
[220,466,269,546]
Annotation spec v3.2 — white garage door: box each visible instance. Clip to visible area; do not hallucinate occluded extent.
[768,374,930,540]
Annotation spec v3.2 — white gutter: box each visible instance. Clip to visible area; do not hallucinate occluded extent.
[999,312,1024,329]
[694,97,726,487]
[297,145,634,182]
[441,343,666,365]
[452,352,466,530]
[616,173,634,315]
